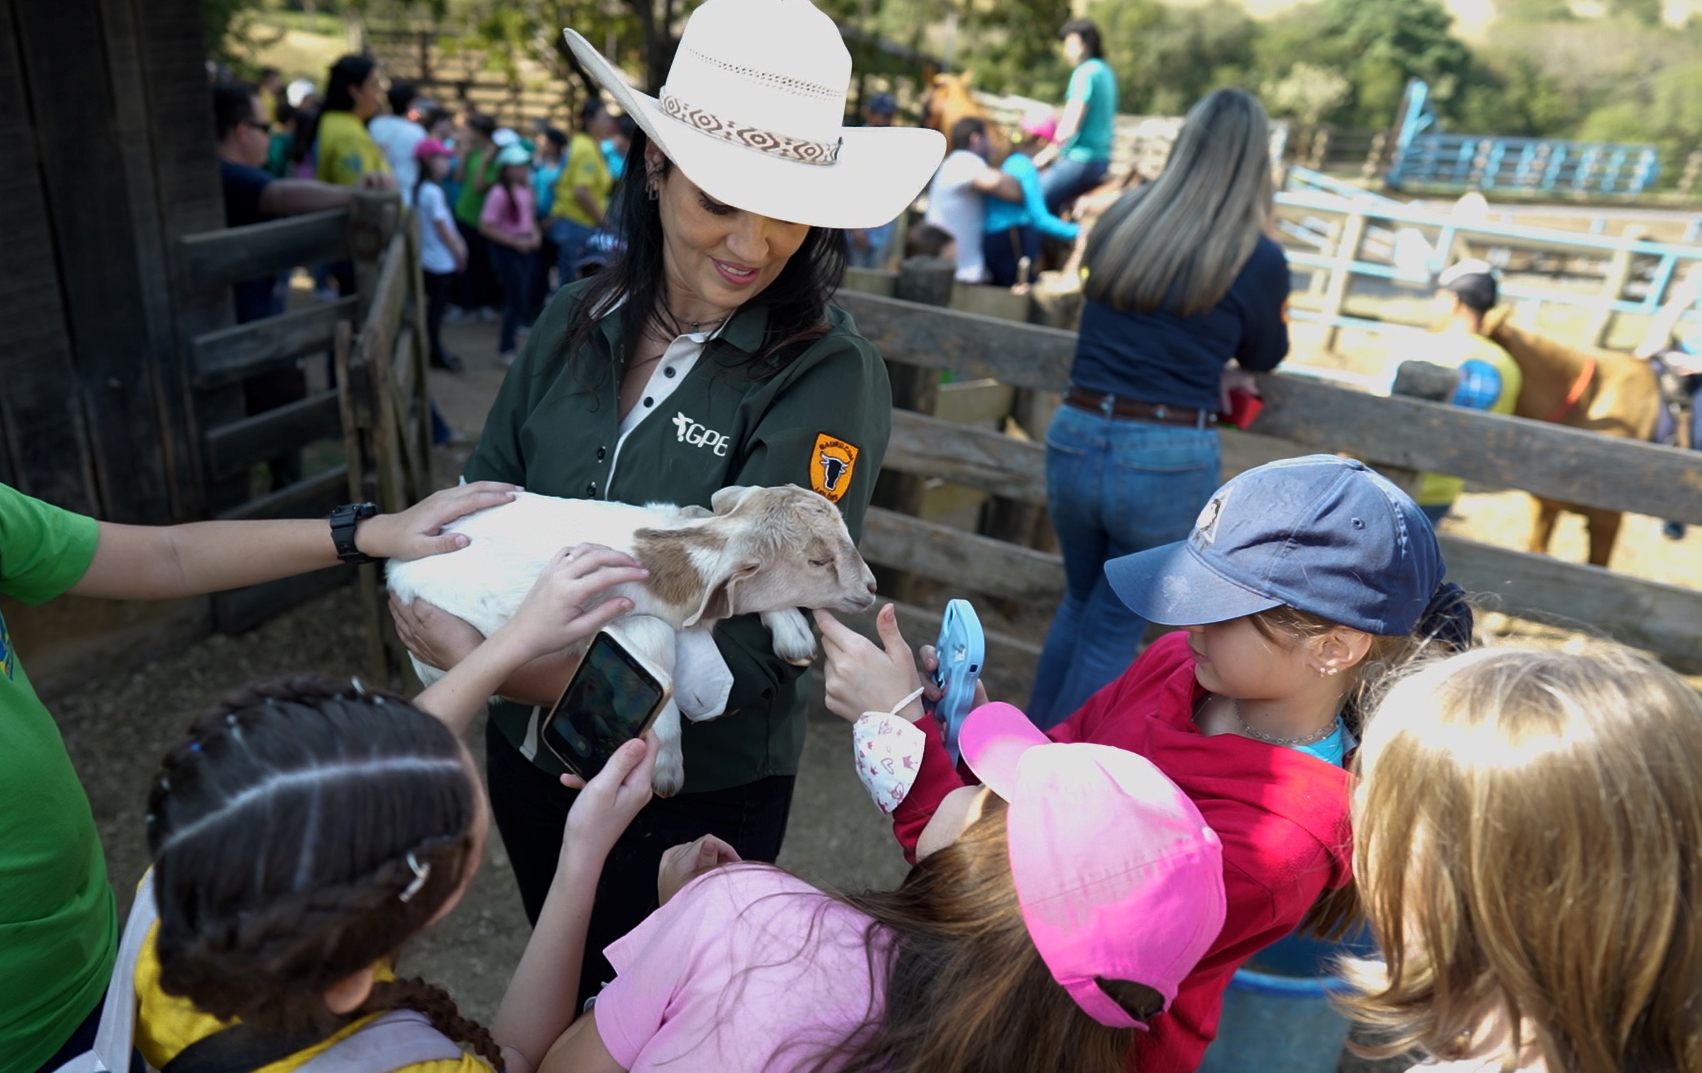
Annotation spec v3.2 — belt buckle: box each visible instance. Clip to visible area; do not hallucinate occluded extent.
[1099,393,1115,417]
[1153,404,1169,421]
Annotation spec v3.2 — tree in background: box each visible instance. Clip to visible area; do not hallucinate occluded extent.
[1090,0,1258,115]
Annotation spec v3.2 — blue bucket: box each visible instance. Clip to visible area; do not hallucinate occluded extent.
[1197,929,1371,1073]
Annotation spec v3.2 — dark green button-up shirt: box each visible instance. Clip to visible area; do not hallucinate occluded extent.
[465,279,892,793]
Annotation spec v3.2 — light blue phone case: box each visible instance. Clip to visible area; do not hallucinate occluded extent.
[930,599,985,765]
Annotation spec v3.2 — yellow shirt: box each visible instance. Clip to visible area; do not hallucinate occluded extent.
[315,111,391,188]
[134,923,489,1073]
[1415,332,1524,507]
[550,132,612,227]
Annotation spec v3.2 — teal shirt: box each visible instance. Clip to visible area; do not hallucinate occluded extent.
[465,281,892,793]
[985,153,1080,241]
[0,485,112,1073]
[1063,58,1117,163]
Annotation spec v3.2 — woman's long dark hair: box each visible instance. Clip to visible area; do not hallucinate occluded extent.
[323,54,377,114]
[560,128,848,382]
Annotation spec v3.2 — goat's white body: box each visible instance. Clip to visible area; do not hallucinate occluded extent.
[387,495,699,643]
[386,489,872,795]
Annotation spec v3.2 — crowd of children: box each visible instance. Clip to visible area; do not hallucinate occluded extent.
[11,448,1699,1073]
[243,62,637,372]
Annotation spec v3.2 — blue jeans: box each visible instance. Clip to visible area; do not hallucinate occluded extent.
[548,217,594,287]
[1027,405,1221,729]
[1042,156,1110,215]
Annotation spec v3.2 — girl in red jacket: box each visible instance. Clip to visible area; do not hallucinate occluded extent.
[817,455,1473,1073]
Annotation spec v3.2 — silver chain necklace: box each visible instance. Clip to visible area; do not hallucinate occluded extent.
[1229,697,1338,747]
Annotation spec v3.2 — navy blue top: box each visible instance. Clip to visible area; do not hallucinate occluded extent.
[219,160,281,324]
[1070,235,1291,412]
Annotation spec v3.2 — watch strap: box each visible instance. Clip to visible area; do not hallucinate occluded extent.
[330,502,380,564]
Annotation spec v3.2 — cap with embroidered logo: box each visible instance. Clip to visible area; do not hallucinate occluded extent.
[1104,455,1446,634]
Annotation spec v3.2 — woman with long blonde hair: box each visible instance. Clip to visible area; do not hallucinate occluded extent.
[1029,87,1291,728]
[1345,645,1702,1073]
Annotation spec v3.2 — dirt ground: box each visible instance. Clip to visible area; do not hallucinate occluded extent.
[53,306,1692,1070]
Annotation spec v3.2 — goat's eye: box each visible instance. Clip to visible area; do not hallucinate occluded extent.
[809,558,832,568]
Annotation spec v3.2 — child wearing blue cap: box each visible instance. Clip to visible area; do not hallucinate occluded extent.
[816,454,1473,1073]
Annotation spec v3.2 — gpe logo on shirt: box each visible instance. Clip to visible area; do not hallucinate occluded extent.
[672,412,731,456]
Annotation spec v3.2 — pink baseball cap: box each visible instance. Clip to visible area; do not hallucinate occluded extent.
[960,702,1226,1028]
[1019,107,1059,144]
[413,138,452,161]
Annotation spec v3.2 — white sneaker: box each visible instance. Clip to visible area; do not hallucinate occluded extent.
[496,351,517,368]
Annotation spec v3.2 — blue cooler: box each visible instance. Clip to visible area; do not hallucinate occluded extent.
[1197,927,1376,1073]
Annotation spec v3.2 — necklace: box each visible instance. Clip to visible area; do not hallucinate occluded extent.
[1228,698,1338,747]
[662,307,730,335]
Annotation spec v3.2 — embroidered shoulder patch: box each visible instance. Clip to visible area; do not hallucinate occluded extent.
[810,433,859,503]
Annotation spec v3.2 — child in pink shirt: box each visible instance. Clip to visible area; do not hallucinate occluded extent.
[543,704,1228,1073]
[480,144,540,363]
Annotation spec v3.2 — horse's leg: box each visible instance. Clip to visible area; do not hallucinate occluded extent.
[1585,509,1623,568]
[1530,498,1561,555]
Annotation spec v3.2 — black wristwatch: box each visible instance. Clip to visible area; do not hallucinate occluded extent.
[329,502,380,564]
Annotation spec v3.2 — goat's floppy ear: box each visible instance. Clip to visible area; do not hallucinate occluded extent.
[685,559,761,627]
[710,486,756,515]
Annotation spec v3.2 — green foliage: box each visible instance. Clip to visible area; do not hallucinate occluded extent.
[1086,0,1258,114]
[205,0,286,75]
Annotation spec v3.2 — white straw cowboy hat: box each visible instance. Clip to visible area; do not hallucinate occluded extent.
[563,0,944,230]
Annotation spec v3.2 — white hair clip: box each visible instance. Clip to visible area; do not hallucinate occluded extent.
[399,852,431,903]
[351,677,367,697]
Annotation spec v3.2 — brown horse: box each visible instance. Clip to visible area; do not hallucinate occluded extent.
[919,71,1008,157]
[1484,308,1661,567]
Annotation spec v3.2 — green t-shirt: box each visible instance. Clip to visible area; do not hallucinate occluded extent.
[0,484,111,1073]
[454,146,501,228]
[1063,58,1117,164]
[465,281,892,793]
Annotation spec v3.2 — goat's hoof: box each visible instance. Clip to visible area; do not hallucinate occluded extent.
[784,654,815,667]
[650,753,687,798]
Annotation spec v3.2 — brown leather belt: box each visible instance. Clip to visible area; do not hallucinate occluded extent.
[1064,387,1218,428]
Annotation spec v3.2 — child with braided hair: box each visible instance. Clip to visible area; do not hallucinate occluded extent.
[125,544,659,1073]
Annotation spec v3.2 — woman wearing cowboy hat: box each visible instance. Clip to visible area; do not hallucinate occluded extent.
[389,0,944,1012]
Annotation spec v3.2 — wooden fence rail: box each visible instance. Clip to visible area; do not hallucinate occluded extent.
[835,288,1702,667]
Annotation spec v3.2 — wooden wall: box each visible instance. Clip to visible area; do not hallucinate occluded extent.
[0,0,225,522]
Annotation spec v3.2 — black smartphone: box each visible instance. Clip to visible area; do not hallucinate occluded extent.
[540,631,672,780]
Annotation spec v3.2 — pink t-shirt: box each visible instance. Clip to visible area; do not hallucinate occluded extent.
[594,866,887,1072]
[479,182,536,240]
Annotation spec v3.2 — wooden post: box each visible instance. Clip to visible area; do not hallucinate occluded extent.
[1584,225,1645,347]
[1320,211,1367,352]
[871,256,954,600]
[1362,131,1388,183]
[348,188,401,321]
[1680,149,1702,197]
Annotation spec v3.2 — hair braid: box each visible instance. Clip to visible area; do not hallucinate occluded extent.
[148,674,481,1036]
[362,978,506,1071]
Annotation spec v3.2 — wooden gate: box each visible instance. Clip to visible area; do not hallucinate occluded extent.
[835,281,1702,680]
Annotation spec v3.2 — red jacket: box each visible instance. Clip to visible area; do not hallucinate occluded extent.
[891,631,1355,1073]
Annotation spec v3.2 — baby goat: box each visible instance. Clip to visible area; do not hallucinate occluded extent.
[387,484,877,794]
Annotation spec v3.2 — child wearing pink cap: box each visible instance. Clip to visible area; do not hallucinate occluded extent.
[567,703,1224,1073]
[818,456,1476,1073]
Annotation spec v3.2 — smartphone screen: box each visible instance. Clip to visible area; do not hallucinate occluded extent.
[541,633,666,780]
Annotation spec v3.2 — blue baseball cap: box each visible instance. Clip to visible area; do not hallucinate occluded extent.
[1105,456,1446,636]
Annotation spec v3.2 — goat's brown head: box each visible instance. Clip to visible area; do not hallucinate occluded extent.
[657,485,877,627]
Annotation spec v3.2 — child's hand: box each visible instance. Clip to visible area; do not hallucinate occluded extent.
[358,481,523,561]
[560,733,656,864]
[658,835,741,905]
[916,643,989,711]
[814,604,926,724]
[498,544,649,664]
